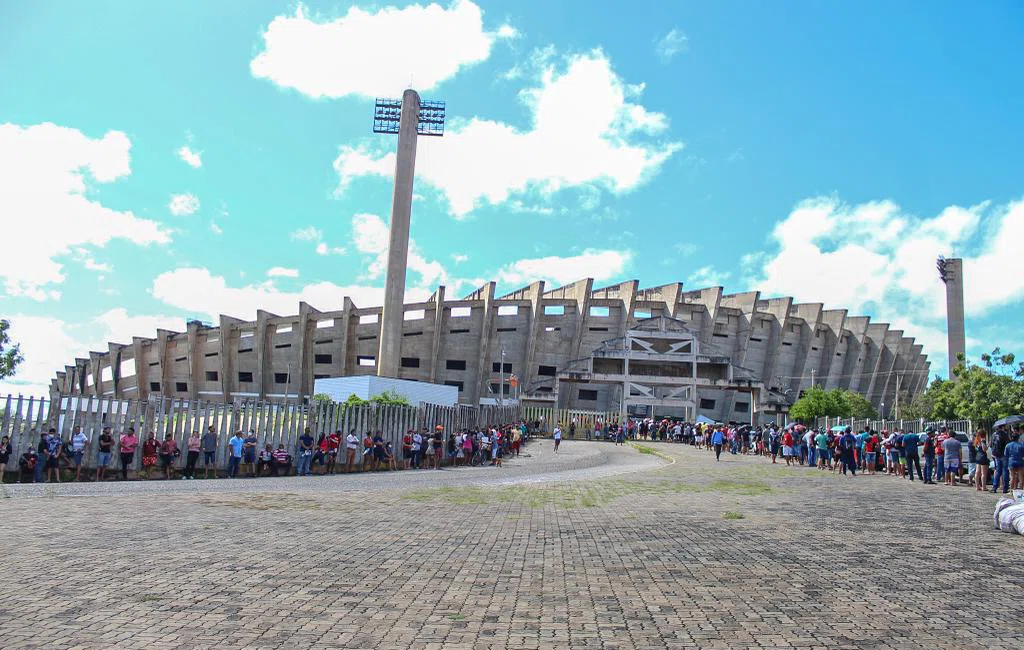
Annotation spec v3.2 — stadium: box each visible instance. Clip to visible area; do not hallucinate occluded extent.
[50,278,928,424]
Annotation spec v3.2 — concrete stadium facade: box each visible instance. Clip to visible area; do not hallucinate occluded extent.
[51,279,929,424]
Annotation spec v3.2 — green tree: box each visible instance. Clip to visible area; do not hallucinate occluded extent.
[0,319,24,380]
[837,389,878,419]
[312,393,334,403]
[907,349,1024,423]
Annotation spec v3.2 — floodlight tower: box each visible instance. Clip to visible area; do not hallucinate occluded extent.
[936,256,966,378]
[372,90,445,378]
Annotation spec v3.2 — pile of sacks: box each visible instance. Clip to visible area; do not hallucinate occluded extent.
[993,496,1024,535]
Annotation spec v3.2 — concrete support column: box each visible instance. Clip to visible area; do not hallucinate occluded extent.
[155,330,173,396]
[132,338,149,400]
[471,282,497,406]
[943,258,966,376]
[428,287,446,383]
[218,316,243,403]
[186,321,201,401]
[378,89,421,379]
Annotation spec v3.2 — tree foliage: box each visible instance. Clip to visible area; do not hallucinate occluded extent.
[788,386,878,421]
[340,390,412,408]
[0,319,24,380]
[312,393,333,403]
[904,348,1024,423]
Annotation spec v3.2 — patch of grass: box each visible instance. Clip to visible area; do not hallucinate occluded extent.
[722,511,745,520]
[628,443,675,463]
[141,594,165,602]
[447,613,465,621]
[197,493,321,511]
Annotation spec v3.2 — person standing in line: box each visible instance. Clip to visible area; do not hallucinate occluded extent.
[971,430,989,491]
[226,431,245,478]
[902,429,923,482]
[159,433,179,480]
[1005,433,1024,490]
[201,425,218,479]
[410,430,423,469]
[296,428,315,477]
[935,428,948,484]
[184,430,201,479]
[242,430,258,478]
[118,427,139,481]
[95,426,115,482]
[433,427,444,470]
[991,426,1010,494]
[863,430,878,475]
[32,430,45,483]
[814,429,830,470]
[140,432,160,480]
[325,430,341,475]
[0,434,12,482]
[922,430,937,484]
[942,433,962,487]
[345,429,358,472]
[45,428,63,483]
[553,425,562,453]
[70,426,90,482]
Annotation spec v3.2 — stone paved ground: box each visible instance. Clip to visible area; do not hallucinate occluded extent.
[1,440,1022,650]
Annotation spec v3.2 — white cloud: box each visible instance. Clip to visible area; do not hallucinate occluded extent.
[740,196,1024,377]
[352,213,447,288]
[210,222,223,235]
[451,253,468,264]
[334,49,682,217]
[687,265,731,288]
[267,267,299,278]
[0,123,171,300]
[152,267,431,321]
[655,29,688,63]
[251,0,515,99]
[177,145,202,168]
[496,249,631,287]
[168,193,200,216]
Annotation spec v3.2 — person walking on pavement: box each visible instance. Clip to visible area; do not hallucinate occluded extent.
[902,429,923,482]
[553,426,562,453]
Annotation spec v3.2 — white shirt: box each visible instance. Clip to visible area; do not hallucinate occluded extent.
[345,434,358,450]
[553,428,562,440]
[72,432,89,451]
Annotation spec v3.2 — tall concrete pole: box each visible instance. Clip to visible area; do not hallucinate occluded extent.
[377,89,420,378]
[943,257,966,377]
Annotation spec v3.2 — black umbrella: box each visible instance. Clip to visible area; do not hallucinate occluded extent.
[994,414,1024,428]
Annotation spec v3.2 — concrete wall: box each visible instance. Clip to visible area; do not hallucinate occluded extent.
[53,279,930,418]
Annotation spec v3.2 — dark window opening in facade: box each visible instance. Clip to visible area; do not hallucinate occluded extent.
[699,398,716,410]
[357,335,377,341]
[205,371,218,382]
[496,327,516,333]
[489,383,511,396]
[274,343,291,349]
[274,373,289,384]
[238,372,254,383]
[537,365,557,377]
[444,380,464,392]
[204,352,218,358]
[449,328,470,334]
[314,339,333,345]
[734,401,750,413]
[174,356,187,362]
[578,389,598,401]
[589,327,609,332]
[149,382,161,392]
[492,362,512,373]
[175,382,188,393]
[314,374,330,380]
[446,359,467,371]
[314,354,332,364]
[403,331,423,337]
[401,357,420,368]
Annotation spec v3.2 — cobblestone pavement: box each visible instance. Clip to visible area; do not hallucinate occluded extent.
[1,440,1021,650]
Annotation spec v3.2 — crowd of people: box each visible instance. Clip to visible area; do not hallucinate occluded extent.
[0,420,532,483]
[562,416,1024,492]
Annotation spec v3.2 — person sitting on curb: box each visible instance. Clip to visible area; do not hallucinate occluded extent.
[18,447,37,483]
[272,444,292,476]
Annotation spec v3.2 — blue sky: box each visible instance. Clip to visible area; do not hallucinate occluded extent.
[2,0,1024,395]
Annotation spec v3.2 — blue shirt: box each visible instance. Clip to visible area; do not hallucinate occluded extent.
[902,433,920,454]
[228,436,244,458]
[1006,441,1024,467]
[711,430,724,445]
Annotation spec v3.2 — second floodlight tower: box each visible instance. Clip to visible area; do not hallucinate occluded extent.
[372,89,445,378]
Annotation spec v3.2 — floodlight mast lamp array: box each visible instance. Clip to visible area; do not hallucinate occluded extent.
[372,89,445,379]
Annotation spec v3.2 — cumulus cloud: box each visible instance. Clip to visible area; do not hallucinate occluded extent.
[740,196,1024,376]
[496,249,632,287]
[655,29,688,63]
[290,226,321,241]
[334,49,682,217]
[251,0,515,99]
[0,123,171,300]
[168,193,200,216]
[151,267,431,321]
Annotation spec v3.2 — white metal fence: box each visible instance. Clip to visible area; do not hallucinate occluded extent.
[815,416,976,434]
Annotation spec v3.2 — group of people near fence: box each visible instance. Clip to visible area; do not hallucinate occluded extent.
[683,420,1024,491]
[0,420,532,482]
